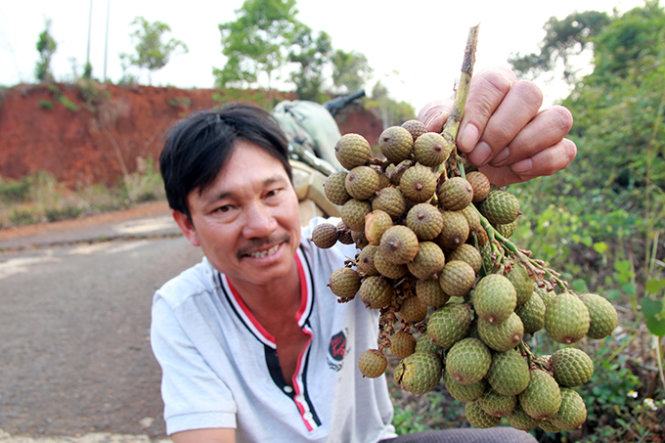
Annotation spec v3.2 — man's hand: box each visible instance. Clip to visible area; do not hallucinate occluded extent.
[418,68,576,186]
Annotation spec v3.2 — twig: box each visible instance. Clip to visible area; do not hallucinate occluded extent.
[655,335,665,393]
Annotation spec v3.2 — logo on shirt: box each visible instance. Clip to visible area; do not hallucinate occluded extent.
[327,330,347,371]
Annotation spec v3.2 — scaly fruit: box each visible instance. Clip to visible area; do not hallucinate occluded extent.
[437,211,470,250]
[406,203,444,241]
[460,205,481,233]
[373,248,408,279]
[371,186,407,219]
[479,190,521,225]
[539,420,562,433]
[364,210,393,245]
[336,221,354,244]
[465,401,500,428]
[394,351,442,395]
[379,126,413,163]
[416,278,449,308]
[358,275,394,309]
[506,408,538,431]
[519,369,562,420]
[439,260,476,298]
[386,159,413,185]
[426,303,473,349]
[413,132,451,167]
[444,371,486,402]
[415,334,442,355]
[398,296,428,324]
[486,349,530,396]
[551,347,593,387]
[478,390,517,417]
[535,286,556,307]
[448,244,483,274]
[506,263,533,306]
[345,166,380,200]
[356,244,378,276]
[390,330,416,358]
[358,349,387,378]
[323,171,350,205]
[340,199,371,232]
[401,119,428,141]
[328,268,360,300]
[516,289,546,334]
[352,230,369,249]
[379,225,420,264]
[335,133,371,169]
[496,219,519,238]
[473,274,517,324]
[407,241,445,279]
[438,177,474,211]
[477,313,524,352]
[549,388,587,430]
[445,337,492,385]
[311,223,338,248]
[545,292,590,344]
[578,292,618,339]
[466,171,491,202]
[399,164,437,203]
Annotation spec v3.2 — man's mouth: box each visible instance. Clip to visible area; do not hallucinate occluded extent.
[238,234,291,259]
[244,243,281,259]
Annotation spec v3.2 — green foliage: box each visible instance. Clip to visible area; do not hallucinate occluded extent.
[166,96,192,110]
[214,0,300,89]
[364,81,415,127]
[58,95,79,112]
[122,17,188,84]
[288,26,332,101]
[331,49,372,93]
[0,176,32,203]
[35,19,57,82]
[38,99,54,110]
[82,61,93,80]
[76,79,110,108]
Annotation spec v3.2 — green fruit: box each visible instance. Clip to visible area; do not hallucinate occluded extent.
[416,277,449,308]
[340,199,371,231]
[390,330,416,358]
[578,292,618,339]
[438,260,475,297]
[506,263,533,306]
[437,211,470,250]
[373,248,408,279]
[398,296,428,324]
[358,276,394,309]
[486,349,530,396]
[445,337,492,385]
[356,244,378,276]
[473,274,517,324]
[535,286,556,306]
[496,219,519,238]
[519,369,562,420]
[516,289,546,334]
[507,408,538,431]
[438,177,474,211]
[323,171,351,205]
[364,210,393,245]
[311,223,338,248]
[479,190,520,225]
[399,164,437,203]
[549,388,587,430]
[545,292,590,344]
[413,132,451,166]
[448,244,483,274]
[406,203,444,241]
[335,133,371,169]
[426,303,473,349]
[372,186,407,218]
[538,420,562,433]
[358,349,387,378]
[394,351,442,395]
[379,126,413,163]
[466,171,490,203]
[551,347,593,387]
[478,390,516,417]
[407,241,445,279]
[460,204,481,232]
[328,268,360,300]
[465,401,500,428]
[345,166,380,200]
[444,371,486,402]
[477,313,524,352]
[415,334,442,356]
[379,225,420,264]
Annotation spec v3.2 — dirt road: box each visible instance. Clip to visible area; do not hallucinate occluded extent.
[0,203,201,442]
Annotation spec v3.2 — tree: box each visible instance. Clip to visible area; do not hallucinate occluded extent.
[288,26,332,101]
[331,50,372,93]
[366,81,415,127]
[214,0,301,90]
[123,17,188,84]
[35,20,57,82]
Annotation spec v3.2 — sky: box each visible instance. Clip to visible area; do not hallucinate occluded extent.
[0,0,646,111]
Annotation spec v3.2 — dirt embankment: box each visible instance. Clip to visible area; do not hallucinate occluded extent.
[0,83,382,187]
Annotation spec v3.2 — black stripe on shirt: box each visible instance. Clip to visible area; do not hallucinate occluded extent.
[217,273,265,345]
[302,321,322,426]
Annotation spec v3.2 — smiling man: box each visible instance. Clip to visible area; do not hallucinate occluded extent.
[151,70,575,443]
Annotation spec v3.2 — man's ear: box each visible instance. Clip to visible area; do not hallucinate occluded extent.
[172,210,200,247]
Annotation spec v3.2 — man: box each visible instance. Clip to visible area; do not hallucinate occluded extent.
[152,69,575,442]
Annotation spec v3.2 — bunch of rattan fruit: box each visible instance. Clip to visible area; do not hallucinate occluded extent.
[311,120,618,433]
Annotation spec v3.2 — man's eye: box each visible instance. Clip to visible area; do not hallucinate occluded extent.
[215,205,234,213]
[266,188,283,198]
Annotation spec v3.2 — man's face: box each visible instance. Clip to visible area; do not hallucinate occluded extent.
[175,141,301,288]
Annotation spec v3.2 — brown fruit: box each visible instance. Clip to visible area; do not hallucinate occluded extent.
[311,223,338,248]
[438,177,474,211]
[335,133,371,169]
[379,226,420,264]
[466,171,491,202]
[379,126,413,163]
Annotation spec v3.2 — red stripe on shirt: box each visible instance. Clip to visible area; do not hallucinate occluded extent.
[291,325,315,431]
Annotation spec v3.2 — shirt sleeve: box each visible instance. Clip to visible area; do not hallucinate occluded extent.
[151,295,237,435]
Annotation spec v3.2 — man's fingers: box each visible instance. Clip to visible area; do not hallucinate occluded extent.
[509,138,577,178]
[457,69,517,154]
[418,100,451,132]
[490,105,573,167]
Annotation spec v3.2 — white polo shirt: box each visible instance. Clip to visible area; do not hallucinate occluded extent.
[150,218,397,442]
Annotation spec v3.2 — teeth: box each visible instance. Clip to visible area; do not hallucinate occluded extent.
[248,244,280,258]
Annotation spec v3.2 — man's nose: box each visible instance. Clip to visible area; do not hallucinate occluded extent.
[242,202,277,238]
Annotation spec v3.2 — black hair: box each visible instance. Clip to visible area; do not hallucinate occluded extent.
[159,103,292,218]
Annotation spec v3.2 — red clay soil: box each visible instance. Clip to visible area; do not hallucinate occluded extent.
[0,83,382,187]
